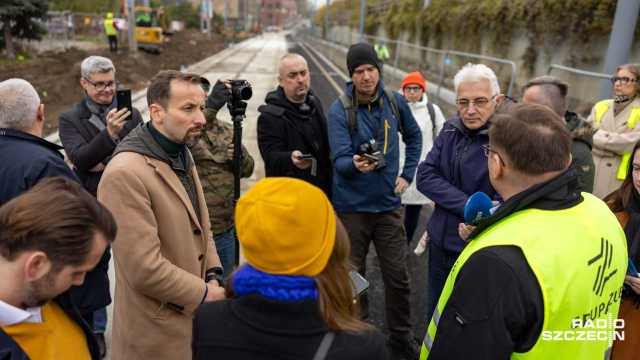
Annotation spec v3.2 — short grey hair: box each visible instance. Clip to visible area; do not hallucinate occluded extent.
[454,63,501,97]
[521,75,568,117]
[0,78,41,129]
[80,56,116,79]
[278,53,306,77]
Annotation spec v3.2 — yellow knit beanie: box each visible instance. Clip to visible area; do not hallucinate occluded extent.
[236,177,336,276]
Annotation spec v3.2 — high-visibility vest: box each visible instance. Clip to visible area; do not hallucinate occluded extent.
[421,193,627,359]
[374,44,389,62]
[594,99,640,179]
[104,19,117,36]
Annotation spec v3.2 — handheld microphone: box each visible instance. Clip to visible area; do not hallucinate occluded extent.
[464,192,494,224]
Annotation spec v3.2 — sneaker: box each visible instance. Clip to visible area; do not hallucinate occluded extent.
[389,336,421,360]
[95,332,106,359]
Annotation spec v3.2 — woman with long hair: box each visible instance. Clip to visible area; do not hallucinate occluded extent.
[604,140,640,359]
[590,63,640,199]
[192,177,387,360]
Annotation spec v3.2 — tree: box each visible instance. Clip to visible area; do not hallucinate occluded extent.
[0,0,48,59]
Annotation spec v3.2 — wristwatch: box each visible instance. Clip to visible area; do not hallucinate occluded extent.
[206,273,224,287]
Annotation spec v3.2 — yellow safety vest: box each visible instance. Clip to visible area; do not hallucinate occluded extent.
[594,99,640,179]
[104,19,117,36]
[421,193,627,359]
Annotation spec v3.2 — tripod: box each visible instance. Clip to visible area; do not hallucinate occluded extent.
[228,100,247,267]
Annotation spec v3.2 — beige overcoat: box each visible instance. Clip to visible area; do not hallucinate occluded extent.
[588,97,640,199]
[98,137,221,360]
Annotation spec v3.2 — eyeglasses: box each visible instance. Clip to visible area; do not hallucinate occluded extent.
[611,77,639,85]
[483,144,506,167]
[84,78,119,91]
[456,95,497,109]
[404,86,423,93]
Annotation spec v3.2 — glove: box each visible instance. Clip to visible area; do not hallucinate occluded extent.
[205,80,232,111]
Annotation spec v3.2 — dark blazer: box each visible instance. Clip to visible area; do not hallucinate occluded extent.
[0,292,101,360]
[58,98,143,196]
[192,293,387,360]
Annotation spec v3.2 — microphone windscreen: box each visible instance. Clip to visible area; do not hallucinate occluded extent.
[464,192,494,224]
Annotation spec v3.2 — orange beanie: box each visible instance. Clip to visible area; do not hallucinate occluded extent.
[401,71,426,92]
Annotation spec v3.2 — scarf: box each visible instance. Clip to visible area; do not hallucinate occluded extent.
[231,264,318,301]
[84,93,116,131]
[614,94,636,117]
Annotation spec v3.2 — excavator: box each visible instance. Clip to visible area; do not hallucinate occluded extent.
[134,6,170,53]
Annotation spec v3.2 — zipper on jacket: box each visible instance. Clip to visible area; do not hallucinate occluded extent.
[456,136,474,184]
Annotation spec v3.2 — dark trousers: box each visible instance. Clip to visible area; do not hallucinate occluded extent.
[108,35,117,53]
[403,204,423,244]
[426,241,460,323]
[338,207,412,341]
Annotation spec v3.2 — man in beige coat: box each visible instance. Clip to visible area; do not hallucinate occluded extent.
[98,70,225,359]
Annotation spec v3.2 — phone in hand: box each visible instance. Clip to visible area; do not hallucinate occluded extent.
[349,270,369,299]
[296,154,314,160]
[116,88,132,121]
[625,258,639,292]
[362,154,379,162]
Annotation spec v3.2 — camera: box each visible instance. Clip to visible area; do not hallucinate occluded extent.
[358,138,386,169]
[228,79,252,101]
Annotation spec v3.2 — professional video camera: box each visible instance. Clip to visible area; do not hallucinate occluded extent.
[358,138,386,170]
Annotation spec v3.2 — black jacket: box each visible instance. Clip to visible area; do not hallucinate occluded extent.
[58,98,143,196]
[257,87,332,198]
[192,293,387,360]
[429,168,584,359]
[0,292,101,360]
[0,129,110,316]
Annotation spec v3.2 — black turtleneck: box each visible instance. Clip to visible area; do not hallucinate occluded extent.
[148,122,185,169]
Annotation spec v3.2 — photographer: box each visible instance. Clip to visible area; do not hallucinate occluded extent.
[257,53,332,198]
[191,78,255,284]
[327,43,423,359]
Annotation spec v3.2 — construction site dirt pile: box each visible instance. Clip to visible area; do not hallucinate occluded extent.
[0,30,226,137]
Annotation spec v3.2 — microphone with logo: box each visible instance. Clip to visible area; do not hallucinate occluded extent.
[463,192,494,225]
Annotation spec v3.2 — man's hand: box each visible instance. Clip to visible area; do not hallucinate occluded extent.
[395,177,409,195]
[353,155,376,173]
[204,281,225,302]
[227,141,235,161]
[206,79,232,111]
[458,223,476,242]
[292,150,312,170]
[106,107,131,138]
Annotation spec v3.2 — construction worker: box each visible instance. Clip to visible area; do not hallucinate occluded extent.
[103,13,118,54]
[374,41,390,80]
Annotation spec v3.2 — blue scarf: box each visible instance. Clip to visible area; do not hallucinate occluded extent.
[231,264,318,301]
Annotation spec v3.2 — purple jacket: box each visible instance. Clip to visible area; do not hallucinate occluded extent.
[416,115,498,254]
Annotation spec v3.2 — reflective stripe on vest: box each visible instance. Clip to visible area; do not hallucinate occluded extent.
[420,194,627,359]
[104,19,117,36]
[594,100,640,180]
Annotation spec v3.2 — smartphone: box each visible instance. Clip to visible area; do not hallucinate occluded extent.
[624,258,639,292]
[116,88,132,120]
[296,154,314,160]
[349,270,369,298]
[362,154,379,162]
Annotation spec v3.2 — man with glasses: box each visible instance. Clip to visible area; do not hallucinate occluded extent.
[421,102,626,359]
[58,55,143,358]
[416,63,505,326]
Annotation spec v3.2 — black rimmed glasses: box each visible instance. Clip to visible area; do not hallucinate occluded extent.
[611,77,639,85]
[483,144,506,167]
[84,78,119,91]
[404,86,423,92]
[456,94,497,109]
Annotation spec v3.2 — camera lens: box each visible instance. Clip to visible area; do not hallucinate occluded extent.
[234,85,253,101]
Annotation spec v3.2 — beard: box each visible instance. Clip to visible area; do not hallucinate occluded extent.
[183,126,203,148]
[21,270,57,308]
